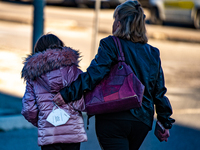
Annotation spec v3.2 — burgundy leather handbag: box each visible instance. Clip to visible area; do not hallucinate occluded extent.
[84,36,145,115]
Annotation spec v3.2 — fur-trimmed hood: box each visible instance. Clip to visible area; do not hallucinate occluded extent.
[21,47,81,81]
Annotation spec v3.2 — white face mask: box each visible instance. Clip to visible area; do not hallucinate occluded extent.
[46,104,70,127]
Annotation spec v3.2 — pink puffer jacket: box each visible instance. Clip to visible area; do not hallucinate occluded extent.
[21,47,87,146]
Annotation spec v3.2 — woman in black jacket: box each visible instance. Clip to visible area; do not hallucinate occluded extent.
[53,0,175,149]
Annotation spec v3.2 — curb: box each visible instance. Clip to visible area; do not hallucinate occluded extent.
[0,112,87,132]
[147,31,200,44]
[0,17,31,25]
[0,114,35,132]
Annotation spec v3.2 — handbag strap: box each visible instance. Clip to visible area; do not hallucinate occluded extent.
[112,36,125,62]
[112,36,138,75]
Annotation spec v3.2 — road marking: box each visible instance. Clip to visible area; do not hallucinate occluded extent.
[173,108,200,114]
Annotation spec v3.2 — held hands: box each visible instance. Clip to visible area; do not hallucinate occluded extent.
[53,92,65,106]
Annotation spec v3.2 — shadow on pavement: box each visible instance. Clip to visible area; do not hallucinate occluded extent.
[0,115,200,150]
[141,122,200,150]
[0,92,22,115]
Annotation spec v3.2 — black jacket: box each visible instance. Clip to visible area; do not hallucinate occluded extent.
[60,36,175,129]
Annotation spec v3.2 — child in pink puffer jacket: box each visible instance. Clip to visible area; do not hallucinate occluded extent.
[21,33,87,150]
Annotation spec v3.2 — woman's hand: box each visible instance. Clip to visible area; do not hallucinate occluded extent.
[53,92,65,106]
[159,129,170,142]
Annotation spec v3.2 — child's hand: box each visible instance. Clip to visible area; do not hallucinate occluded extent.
[53,92,65,106]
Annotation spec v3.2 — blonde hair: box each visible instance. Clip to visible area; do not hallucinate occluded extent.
[113,0,148,44]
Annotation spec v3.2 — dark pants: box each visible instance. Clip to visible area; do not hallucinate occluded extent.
[41,143,80,150]
[95,119,150,150]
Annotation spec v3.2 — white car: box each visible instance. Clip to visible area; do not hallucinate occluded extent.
[149,0,200,29]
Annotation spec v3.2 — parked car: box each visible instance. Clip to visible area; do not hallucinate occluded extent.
[149,0,200,29]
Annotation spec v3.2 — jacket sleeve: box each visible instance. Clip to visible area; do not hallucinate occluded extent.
[72,96,86,112]
[21,80,38,127]
[60,36,118,103]
[154,59,175,129]
[70,66,86,111]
